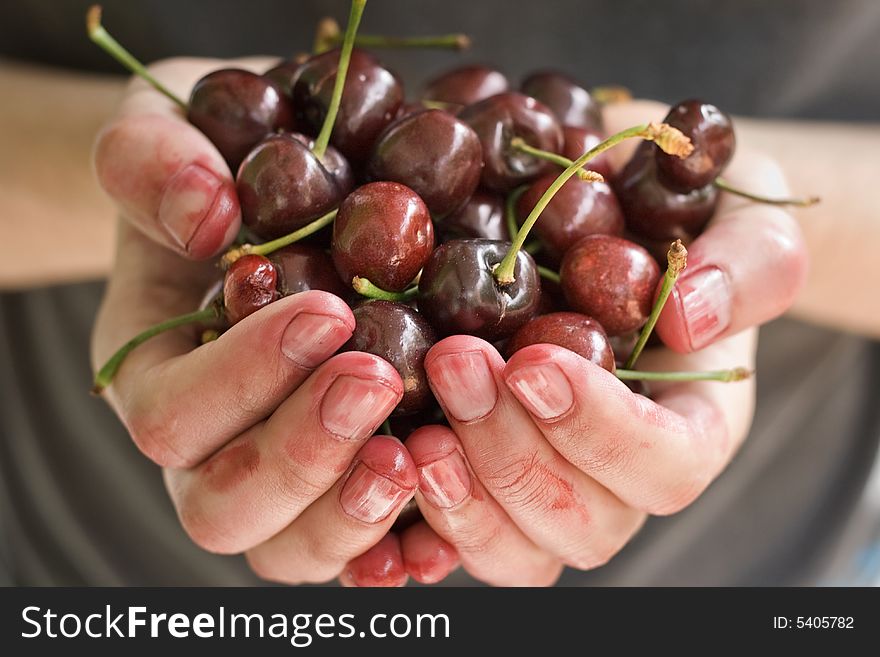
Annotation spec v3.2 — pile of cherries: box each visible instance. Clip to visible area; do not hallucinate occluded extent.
[91,1,789,428]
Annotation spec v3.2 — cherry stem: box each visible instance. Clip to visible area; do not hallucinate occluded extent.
[92,305,220,395]
[505,185,527,241]
[615,367,752,383]
[524,241,542,256]
[494,122,694,285]
[509,138,604,182]
[714,178,819,207]
[312,0,367,160]
[221,209,338,268]
[591,85,633,105]
[624,239,688,370]
[352,277,419,302]
[537,265,561,284]
[380,419,393,435]
[339,33,470,50]
[86,5,187,110]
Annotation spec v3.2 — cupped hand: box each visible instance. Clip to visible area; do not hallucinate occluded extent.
[382,100,807,586]
[92,58,418,584]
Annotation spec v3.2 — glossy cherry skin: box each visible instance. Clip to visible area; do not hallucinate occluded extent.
[292,48,403,163]
[342,301,437,416]
[332,182,434,292]
[367,109,482,217]
[520,70,603,131]
[187,69,293,171]
[561,126,613,180]
[615,142,719,242]
[517,173,624,263]
[236,133,345,240]
[422,65,509,107]
[286,132,354,196]
[223,254,279,325]
[436,190,509,242]
[560,235,661,336]
[418,239,541,341]
[656,99,735,193]
[268,244,349,299]
[263,57,306,96]
[459,92,563,193]
[505,312,615,372]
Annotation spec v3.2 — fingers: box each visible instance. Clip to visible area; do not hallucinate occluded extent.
[656,152,808,352]
[601,99,670,171]
[339,534,409,588]
[245,436,417,585]
[164,353,404,553]
[406,425,562,586]
[425,338,645,572]
[399,521,460,585]
[109,290,356,468]
[502,333,756,515]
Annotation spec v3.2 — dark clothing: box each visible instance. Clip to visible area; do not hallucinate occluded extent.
[1,0,879,585]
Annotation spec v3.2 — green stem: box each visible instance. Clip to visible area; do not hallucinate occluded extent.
[352,277,419,302]
[334,33,470,50]
[380,419,393,435]
[714,178,819,207]
[494,122,694,285]
[86,5,187,110]
[312,0,367,160]
[505,185,527,241]
[615,367,751,383]
[537,265,561,284]
[92,306,220,394]
[524,241,542,256]
[221,209,337,268]
[509,137,603,182]
[624,240,688,369]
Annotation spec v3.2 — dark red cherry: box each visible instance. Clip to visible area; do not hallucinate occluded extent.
[560,235,660,336]
[517,173,624,263]
[187,68,294,171]
[268,244,348,299]
[223,254,279,325]
[342,301,437,416]
[263,58,306,97]
[332,182,434,292]
[656,99,735,193]
[418,239,541,340]
[436,190,509,242]
[367,109,482,217]
[561,126,613,180]
[236,133,345,240]
[505,312,615,372]
[520,71,603,131]
[422,65,509,107]
[292,48,404,162]
[615,142,719,242]
[287,132,354,196]
[459,92,562,193]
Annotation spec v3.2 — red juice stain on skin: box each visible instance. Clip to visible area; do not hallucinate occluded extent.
[203,440,261,493]
[347,534,407,587]
[401,525,459,584]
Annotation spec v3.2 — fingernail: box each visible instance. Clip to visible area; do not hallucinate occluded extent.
[281,312,351,368]
[677,266,731,350]
[320,375,400,441]
[418,450,471,509]
[505,362,574,420]
[341,462,412,523]
[158,163,225,251]
[428,351,497,422]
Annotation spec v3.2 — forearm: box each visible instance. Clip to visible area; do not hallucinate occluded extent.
[0,59,123,289]
[736,118,880,337]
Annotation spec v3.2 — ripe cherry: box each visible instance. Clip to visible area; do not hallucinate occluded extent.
[418,239,541,340]
[263,57,306,96]
[332,182,434,292]
[222,254,279,325]
[367,109,482,217]
[436,190,509,242]
[655,99,735,193]
[342,301,437,415]
[458,92,562,192]
[561,126,613,180]
[292,48,403,162]
[520,70,603,131]
[516,173,624,262]
[269,244,349,299]
[505,311,615,372]
[422,65,509,107]
[560,234,660,336]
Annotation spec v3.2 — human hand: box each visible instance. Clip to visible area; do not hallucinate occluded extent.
[91,58,417,584]
[361,100,808,587]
